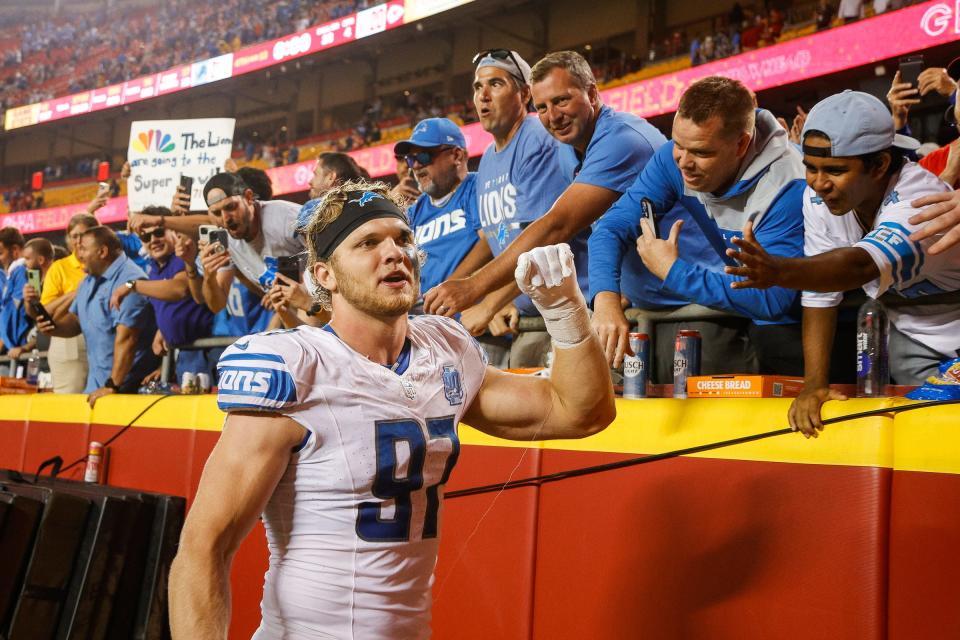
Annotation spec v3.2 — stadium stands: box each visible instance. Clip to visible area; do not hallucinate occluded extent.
[0,0,918,213]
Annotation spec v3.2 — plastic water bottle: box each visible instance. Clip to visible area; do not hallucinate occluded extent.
[25,349,40,386]
[856,299,889,397]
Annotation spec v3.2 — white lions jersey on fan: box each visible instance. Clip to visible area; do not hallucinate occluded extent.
[802,162,960,356]
[216,315,488,640]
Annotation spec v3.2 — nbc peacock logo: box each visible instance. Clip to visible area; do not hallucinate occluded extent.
[132,129,175,153]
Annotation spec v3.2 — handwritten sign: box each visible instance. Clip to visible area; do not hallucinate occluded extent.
[126,118,235,211]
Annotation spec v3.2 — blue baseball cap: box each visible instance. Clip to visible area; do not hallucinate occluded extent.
[296,197,323,233]
[393,118,466,155]
[801,90,919,157]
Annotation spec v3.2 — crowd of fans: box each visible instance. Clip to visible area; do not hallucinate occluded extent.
[1,49,958,418]
[0,0,923,187]
[0,5,958,428]
[0,0,366,112]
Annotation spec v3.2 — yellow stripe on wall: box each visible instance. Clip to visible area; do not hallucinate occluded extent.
[2,395,958,474]
[461,398,899,469]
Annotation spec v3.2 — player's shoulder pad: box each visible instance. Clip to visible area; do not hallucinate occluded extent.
[216,329,304,413]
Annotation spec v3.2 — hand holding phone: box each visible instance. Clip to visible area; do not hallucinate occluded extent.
[173,175,194,214]
[30,300,56,330]
[26,268,41,293]
[639,198,658,238]
[899,55,924,91]
[276,255,301,284]
[208,228,229,253]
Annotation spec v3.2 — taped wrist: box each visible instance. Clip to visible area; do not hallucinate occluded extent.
[538,299,592,349]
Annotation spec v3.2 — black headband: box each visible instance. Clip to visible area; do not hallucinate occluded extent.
[311,191,407,259]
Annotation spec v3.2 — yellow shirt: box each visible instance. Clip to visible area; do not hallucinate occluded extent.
[41,253,86,304]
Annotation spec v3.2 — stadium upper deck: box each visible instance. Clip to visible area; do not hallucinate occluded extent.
[1,0,958,230]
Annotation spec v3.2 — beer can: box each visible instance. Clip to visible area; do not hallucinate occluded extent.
[181,371,196,394]
[196,372,211,393]
[84,441,103,483]
[673,329,702,399]
[623,333,650,399]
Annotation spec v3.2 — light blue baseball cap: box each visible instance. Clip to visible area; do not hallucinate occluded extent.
[393,118,466,155]
[801,90,919,157]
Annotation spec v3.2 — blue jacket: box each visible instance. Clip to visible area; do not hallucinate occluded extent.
[0,263,31,349]
[589,109,805,324]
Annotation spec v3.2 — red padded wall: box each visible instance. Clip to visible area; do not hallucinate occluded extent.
[432,445,542,640]
[20,420,89,481]
[888,470,960,640]
[7,415,960,640]
[0,419,26,470]
[89,422,192,497]
[531,450,890,640]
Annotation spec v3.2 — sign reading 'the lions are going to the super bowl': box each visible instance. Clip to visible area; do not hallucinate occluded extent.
[126,118,235,212]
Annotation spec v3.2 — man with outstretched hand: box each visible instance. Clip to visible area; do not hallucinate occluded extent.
[726,91,960,437]
[169,181,614,640]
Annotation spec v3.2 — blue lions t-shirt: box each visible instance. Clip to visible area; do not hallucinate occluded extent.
[0,263,30,350]
[212,279,271,337]
[571,105,716,309]
[409,173,480,292]
[476,116,582,315]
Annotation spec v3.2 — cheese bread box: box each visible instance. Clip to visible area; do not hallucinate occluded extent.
[686,375,806,398]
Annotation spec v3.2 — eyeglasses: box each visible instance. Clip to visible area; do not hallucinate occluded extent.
[403,146,454,168]
[472,48,527,84]
[138,228,165,242]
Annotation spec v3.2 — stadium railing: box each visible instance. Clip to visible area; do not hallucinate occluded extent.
[159,290,960,383]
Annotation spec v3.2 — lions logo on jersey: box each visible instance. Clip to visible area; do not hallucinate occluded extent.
[441,365,464,406]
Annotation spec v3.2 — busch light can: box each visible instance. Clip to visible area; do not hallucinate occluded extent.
[623,333,650,399]
[673,329,702,399]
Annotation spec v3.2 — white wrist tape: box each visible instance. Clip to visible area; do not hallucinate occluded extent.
[515,244,593,348]
[538,299,593,349]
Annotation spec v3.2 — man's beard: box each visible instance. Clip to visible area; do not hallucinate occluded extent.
[331,258,421,318]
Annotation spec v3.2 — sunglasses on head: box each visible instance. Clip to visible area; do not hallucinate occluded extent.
[403,146,454,168]
[472,48,527,84]
[208,195,242,216]
[138,228,165,242]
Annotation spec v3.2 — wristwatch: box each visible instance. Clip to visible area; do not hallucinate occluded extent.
[104,377,118,391]
[125,279,138,292]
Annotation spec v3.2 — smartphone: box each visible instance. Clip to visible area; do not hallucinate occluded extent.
[26,268,41,292]
[639,198,658,238]
[208,229,229,253]
[198,224,217,243]
[30,300,55,329]
[276,255,301,284]
[97,181,110,197]
[899,55,924,90]
[179,174,194,195]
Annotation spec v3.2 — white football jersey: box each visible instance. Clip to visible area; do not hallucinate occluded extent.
[802,162,960,357]
[216,315,488,639]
